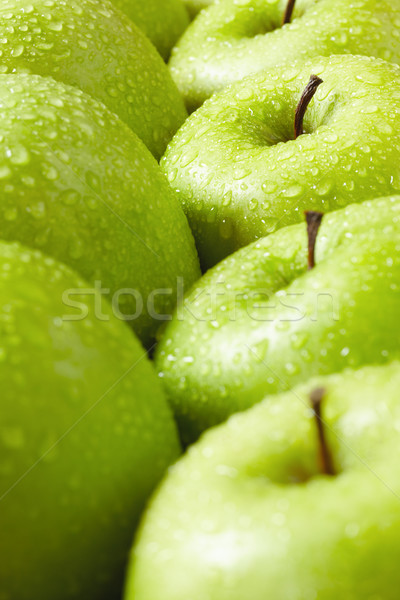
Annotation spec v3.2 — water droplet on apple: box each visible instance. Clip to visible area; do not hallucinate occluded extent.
[0,165,11,179]
[167,168,178,183]
[27,201,46,220]
[61,189,80,206]
[262,181,277,194]
[248,198,258,210]
[222,190,232,206]
[42,164,59,181]
[282,184,303,198]
[219,218,233,239]
[261,217,278,233]
[315,178,334,197]
[284,362,299,376]
[361,104,378,114]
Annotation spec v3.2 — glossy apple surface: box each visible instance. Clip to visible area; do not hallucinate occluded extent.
[111,0,189,59]
[127,361,400,600]
[0,73,200,347]
[163,55,400,268]
[0,0,187,158]
[155,196,400,442]
[170,0,400,111]
[0,241,181,600]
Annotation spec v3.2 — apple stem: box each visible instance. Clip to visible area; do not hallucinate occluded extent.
[282,0,296,25]
[294,75,323,139]
[310,387,336,476]
[305,211,324,270]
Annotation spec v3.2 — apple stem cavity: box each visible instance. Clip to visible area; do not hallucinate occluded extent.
[310,387,336,477]
[282,0,296,25]
[305,211,324,270]
[294,75,323,139]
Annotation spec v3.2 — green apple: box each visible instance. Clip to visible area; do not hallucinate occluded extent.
[155,195,400,442]
[126,361,400,600]
[0,0,187,159]
[182,0,214,19]
[163,54,400,269]
[111,0,189,59]
[170,0,400,111]
[0,73,200,347]
[0,240,181,600]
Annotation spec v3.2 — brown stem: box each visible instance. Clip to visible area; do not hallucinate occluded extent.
[282,0,296,25]
[310,387,336,476]
[294,75,323,139]
[305,211,323,270]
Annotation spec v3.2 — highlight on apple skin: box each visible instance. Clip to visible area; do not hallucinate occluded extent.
[162,54,400,269]
[0,73,200,347]
[155,195,400,442]
[170,0,400,111]
[0,241,181,600]
[126,361,400,600]
[0,0,187,159]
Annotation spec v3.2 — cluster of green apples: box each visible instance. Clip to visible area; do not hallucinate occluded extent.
[3,0,400,599]
[0,1,200,599]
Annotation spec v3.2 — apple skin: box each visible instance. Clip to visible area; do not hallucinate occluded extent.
[0,0,187,159]
[0,240,181,600]
[110,0,189,60]
[162,55,400,269]
[155,195,400,442]
[126,361,400,600]
[183,0,214,19]
[0,73,200,347]
[170,0,400,111]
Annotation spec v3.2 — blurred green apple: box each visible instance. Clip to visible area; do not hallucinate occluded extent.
[0,241,181,600]
[111,0,189,59]
[163,55,400,268]
[0,73,200,347]
[0,0,187,158]
[155,196,400,442]
[127,362,400,600]
[170,0,400,111]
